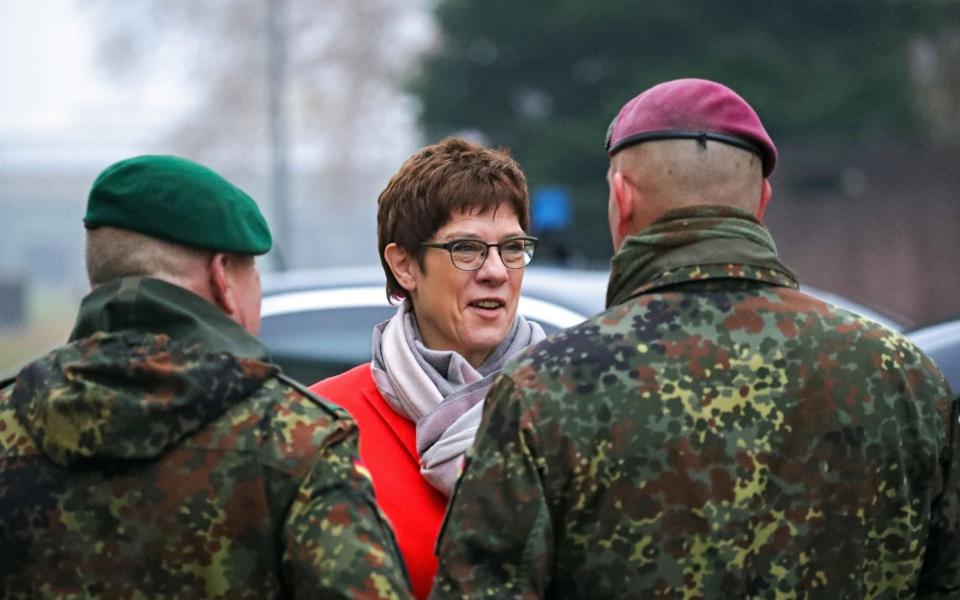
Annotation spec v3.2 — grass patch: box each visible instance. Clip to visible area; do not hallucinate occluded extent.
[0,284,81,379]
[0,319,74,379]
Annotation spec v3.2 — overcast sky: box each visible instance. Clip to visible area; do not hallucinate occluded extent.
[0,0,188,168]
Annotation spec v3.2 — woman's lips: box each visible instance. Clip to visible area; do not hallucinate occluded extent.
[468,298,506,316]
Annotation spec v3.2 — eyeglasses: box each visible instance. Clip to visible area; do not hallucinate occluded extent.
[421,236,537,271]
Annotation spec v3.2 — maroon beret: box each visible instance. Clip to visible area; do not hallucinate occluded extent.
[605,78,777,176]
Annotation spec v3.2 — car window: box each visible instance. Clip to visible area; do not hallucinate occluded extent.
[259,306,393,382]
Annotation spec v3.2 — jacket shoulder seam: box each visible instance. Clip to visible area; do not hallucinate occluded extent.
[276,373,344,419]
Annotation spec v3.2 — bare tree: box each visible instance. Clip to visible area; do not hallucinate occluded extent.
[86,0,434,268]
[910,29,960,144]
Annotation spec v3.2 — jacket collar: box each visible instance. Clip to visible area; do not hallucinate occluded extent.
[13,276,277,467]
[70,276,269,361]
[606,205,798,308]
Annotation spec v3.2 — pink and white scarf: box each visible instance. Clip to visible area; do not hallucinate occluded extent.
[371,300,545,496]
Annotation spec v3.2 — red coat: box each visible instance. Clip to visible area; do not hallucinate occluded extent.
[309,364,447,600]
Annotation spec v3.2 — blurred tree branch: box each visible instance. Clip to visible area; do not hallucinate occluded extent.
[410,0,960,265]
[911,28,960,144]
[86,0,434,267]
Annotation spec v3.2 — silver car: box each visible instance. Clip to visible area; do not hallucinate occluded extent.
[259,265,912,384]
[909,318,960,396]
[258,266,608,382]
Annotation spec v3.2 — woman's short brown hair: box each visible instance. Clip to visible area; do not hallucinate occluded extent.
[377,137,530,301]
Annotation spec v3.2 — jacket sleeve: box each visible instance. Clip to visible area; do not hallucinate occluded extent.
[282,416,413,600]
[917,390,960,598]
[431,374,554,600]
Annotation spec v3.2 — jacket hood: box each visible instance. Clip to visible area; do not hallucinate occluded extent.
[11,277,278,467]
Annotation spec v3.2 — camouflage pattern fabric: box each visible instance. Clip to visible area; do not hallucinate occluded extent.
[0,277,411,599]
[432,206,959,599]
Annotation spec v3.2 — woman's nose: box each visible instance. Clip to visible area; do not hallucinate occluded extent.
[475,247,509,282]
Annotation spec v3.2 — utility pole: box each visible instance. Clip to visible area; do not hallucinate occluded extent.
[266,0,291,271]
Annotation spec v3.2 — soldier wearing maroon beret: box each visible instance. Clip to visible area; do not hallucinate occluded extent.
[432,79,959,598]
[0,155,411,598]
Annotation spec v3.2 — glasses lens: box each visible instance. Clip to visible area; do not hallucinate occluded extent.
[449,240,485,270]
[500,239,534,268]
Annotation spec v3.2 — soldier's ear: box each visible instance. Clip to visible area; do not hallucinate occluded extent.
[209,252,239,318]
[383,243,419,294]
[756,179,772,220]
[612,171,635,242]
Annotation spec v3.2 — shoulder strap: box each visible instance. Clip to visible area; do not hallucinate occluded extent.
[277,373,343,420]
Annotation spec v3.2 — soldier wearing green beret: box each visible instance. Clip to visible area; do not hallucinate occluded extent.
[0,155,412,598]
[432,80,959,598]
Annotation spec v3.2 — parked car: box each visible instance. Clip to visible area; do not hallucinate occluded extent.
[259,266,907,384]
[908,318,960,396]
[259,266,608,382]
[801,288,904,333]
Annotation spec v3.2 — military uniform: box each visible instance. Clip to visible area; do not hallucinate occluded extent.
[432,207,959,599]
[0,277,410,599]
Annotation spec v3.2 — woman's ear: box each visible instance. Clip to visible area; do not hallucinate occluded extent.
[383,243,419,294]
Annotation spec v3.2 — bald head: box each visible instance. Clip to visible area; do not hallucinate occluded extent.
[606,139,772,250]
[85,227,263,335]
[612,138,764,209]
[85,227,214,289]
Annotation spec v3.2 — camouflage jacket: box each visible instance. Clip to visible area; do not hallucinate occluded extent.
[432,206,959,599]
[0,277,411,599]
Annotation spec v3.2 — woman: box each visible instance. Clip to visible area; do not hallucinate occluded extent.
[310,137,544,598]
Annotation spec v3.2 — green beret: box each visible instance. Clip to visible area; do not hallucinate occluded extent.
[84,155,273,255]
